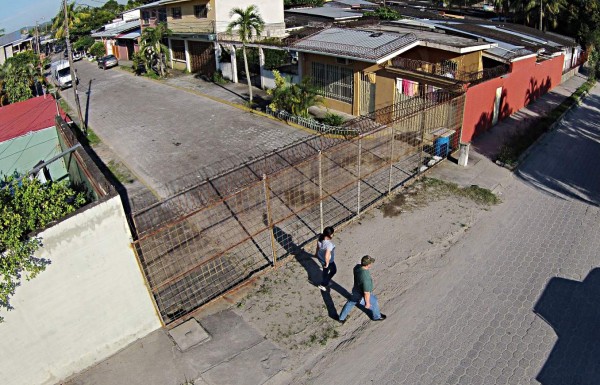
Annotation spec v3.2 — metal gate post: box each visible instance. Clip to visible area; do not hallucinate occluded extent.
[356,136,362,216]
[418,110,427,175]
[318,150,324,233]
[388,125,395,194]
[262,174,278,266]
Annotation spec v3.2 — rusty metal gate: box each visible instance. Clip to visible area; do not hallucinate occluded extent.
[131,90,466,325]
[189,41,215,76]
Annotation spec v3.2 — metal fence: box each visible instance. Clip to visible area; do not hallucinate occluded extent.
[131,91,465,325]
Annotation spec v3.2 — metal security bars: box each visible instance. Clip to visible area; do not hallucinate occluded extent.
[131,91,465,325]
[312,62,354,103]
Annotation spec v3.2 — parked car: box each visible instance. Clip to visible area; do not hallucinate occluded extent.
[98,55,118,70]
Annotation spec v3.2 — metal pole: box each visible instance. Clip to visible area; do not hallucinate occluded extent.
[388,125,395,194]
[262,174,277,266]
[418,110,426,175]
[318,150,324,233]
[356,136,362,216]
[63,0,86,135]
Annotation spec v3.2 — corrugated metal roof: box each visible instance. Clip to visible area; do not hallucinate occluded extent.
[0,96,68,143]
[92,19,141,38]
[0,31,27,47]
[117,29,141,39]
[292,27,418,61]
[285,7,364,20]
[324,0,376,6]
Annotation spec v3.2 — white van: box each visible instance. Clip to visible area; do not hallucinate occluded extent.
[51,60,72,89]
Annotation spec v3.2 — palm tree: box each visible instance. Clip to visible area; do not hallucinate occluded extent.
[52,2,90,40]
[227,5,265,103]
[139,23,171,77]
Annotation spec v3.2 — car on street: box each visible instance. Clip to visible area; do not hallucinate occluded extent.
[98,55,118,70]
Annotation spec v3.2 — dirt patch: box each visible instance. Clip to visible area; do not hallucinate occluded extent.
[284,187,319,207]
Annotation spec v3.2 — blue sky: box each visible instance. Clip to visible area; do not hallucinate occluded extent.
[0,0,127,34]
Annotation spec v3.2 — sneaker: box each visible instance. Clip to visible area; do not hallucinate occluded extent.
[317,285,327,291]
[338,317,346,325]
[373,314,387,321]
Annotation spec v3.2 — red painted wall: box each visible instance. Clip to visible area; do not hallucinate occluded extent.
[462,55,564,142]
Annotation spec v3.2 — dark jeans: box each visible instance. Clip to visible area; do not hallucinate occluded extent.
[322,261,337,286]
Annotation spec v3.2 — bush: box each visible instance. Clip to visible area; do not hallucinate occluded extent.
[89,42,106,58]
[212,70,227,84]
[73,36,95,52]
[319,112,344,127]
[267,70,322,118]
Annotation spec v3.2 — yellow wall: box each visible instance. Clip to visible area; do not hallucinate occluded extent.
[166,0,215,32]
[302,53,370,115]
[171,60,187,70]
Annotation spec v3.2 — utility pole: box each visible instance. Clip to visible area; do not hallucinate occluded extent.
[35,21,40,55]
[62,0,86,134]
[539,0,543,30]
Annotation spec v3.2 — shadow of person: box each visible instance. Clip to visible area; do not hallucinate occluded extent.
[534,267,600,384]
[271,224,351,320]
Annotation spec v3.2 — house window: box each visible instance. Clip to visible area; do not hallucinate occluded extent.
[172,7,182,19]
[150,9,157,19]
[311,62,353,103]
[142,10,149,24]
[194,5,208,18]
[158,9,167,22]
[440,60,458,78]
[171,39,185,61]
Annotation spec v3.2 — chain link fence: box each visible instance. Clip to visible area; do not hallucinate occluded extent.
[131,90,465,325]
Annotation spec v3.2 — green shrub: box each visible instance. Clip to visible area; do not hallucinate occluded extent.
[89,41,106,58]
[319,113,344,127]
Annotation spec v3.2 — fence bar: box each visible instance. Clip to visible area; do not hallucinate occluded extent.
[318,150,324,233]
[262,174,277,266]
[387,125,395,194]
[418,110,426,174]
[356,136,362,216]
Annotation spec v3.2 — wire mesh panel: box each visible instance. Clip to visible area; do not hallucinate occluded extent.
[131,91,466,325]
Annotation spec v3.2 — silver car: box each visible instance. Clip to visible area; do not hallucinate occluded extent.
[98,55,118,70]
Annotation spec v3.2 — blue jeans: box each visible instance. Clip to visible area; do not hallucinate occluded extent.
[322,261,337,286]
[339,288,382,321]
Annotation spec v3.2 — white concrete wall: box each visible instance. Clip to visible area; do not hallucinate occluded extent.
[123,9,140,21]
[214,0,284,35]
[0,196,162,385]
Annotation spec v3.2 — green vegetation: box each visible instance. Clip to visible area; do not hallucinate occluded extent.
[227,5,266,103]
[0,51,48,104]
[318,112,345,127]
[364,6,402,20]
[107,160,135,184]
[422,178,500,205]
[89,41,105,58]
[138,23,171,78]
[212,70,228,84]
[267,70,322,118]
[0,176,87,322]
[497,79,595,166]
[72,35,94,52]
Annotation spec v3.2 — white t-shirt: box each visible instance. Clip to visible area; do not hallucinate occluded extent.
[317,239,335,265]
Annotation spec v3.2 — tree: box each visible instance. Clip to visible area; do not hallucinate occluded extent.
[1,51,46,103]
[227,5,265,103]
[73,35,95,52]
[89,41,106,58]
[0,176,86,322]
[267,70,322,118]
[52,2,91,40]
[139,23,171,77]
[364,6,402,20]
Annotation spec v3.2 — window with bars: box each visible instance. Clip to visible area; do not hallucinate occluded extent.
[194,5,208,18]
[171,39,185,61]
[311,62,354,103]
[171,7,182,19]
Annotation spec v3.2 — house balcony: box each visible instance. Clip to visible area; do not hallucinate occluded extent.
[389,57,509,87]
[169,20,216,35]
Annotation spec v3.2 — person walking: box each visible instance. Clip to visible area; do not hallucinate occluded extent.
[338,255,386,323]
[315,226,337,291]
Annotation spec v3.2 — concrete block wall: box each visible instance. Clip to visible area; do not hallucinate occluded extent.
[0,196,162,385]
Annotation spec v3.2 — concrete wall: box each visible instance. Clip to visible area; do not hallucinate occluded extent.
[214,0,284,34]
[167,0,215,33]
[0,196,162,385]
[261,68,300,89]
[462,54,564,142]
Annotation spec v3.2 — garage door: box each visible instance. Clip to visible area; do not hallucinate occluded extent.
[189,41,215,76]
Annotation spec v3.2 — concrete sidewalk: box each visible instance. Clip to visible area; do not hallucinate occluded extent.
[428,72,589,195]
[63,71,590,385]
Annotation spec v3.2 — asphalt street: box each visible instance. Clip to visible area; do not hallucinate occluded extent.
[59,60,308,198]
[302,83,600,384]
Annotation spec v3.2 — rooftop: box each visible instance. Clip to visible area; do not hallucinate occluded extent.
[291,27,419,62]
[0,30,28,47]
[0,96,67,143]
[91,19,142,38]
[324,0,377,7]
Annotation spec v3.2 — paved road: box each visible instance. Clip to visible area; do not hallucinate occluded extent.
[302,84,600,384]
[61,61,308,198]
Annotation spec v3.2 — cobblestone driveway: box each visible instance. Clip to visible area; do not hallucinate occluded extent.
[61,61,308,198]
[304,86,600,384]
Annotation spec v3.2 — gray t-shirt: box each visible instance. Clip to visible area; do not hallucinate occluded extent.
[317,239,335,265]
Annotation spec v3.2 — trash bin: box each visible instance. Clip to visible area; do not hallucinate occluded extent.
[434,136,450,157]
